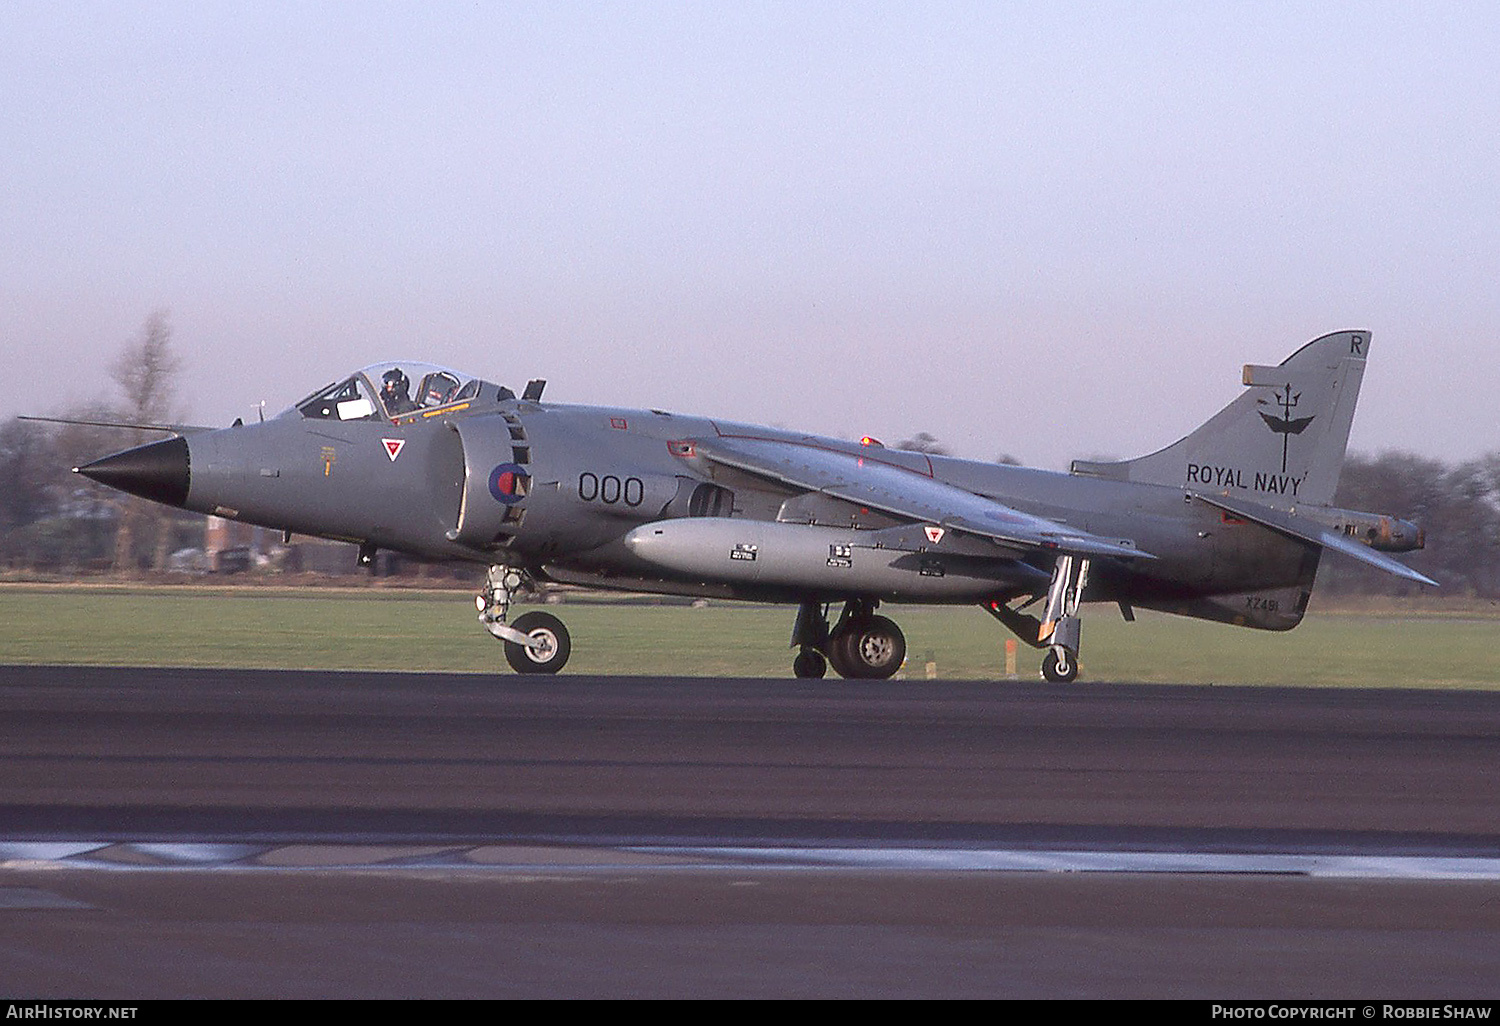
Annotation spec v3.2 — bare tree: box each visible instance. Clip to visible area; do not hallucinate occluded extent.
[111,308,181,425]
[107,310,184,572]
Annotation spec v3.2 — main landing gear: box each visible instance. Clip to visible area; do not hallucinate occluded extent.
[478,564,571,674]
[790,599,907,680]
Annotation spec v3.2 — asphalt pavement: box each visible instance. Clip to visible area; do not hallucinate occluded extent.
[3,665,1498,998]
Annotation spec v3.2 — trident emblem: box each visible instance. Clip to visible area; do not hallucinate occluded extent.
[1258,384,1316,473]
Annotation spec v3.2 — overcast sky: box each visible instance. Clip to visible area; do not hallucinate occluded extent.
[3,1,1496,469]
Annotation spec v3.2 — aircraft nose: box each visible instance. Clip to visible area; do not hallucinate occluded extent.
[74,436,191,508]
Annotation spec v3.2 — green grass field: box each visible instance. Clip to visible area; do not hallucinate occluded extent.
[0,584,1495,687]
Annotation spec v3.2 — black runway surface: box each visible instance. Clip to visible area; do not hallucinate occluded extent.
[3,664,1499,998]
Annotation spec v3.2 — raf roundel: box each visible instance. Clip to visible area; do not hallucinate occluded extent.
[488,462,528,504]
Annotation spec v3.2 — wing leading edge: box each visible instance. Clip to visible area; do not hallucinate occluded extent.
[694,436,1154,561]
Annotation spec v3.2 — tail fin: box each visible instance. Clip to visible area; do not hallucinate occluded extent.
[1071,330,1369,508]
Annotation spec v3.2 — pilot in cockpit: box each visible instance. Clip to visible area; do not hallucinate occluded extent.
[380,368,417,415]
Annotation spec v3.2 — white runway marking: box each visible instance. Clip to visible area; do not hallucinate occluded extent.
[4,842,1500,879]
[632,847,1500,879]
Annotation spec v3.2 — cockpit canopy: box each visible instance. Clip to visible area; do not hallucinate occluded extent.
[292,362,512,422]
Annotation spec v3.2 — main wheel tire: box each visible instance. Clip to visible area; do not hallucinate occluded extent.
[1041,648,1078,683]
[828,615,906,680]
[503,611,571,674]
[824,629,856,679]
[793,648,827,679]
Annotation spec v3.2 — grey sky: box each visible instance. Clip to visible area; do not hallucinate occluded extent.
[3,1,1496,469]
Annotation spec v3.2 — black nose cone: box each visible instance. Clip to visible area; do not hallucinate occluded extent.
[75,436,191,508]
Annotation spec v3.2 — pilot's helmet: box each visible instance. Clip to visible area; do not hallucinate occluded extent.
[381,368,409,396]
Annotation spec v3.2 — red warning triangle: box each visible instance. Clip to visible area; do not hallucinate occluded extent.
[382,438,406,462]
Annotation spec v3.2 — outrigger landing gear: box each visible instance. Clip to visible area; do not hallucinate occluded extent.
[1037,555,1090,683]
[791,599,907,680]
[477,564,572,674]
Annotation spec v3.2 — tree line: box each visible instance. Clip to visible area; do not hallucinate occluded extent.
[1321,449,1500,598]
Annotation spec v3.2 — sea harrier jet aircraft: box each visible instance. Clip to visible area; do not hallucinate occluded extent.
[66,330,1432,681]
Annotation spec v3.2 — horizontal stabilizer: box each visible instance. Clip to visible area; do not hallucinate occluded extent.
[1193,492,1437,587]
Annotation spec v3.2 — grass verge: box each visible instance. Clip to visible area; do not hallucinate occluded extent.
[0,586,1494,687]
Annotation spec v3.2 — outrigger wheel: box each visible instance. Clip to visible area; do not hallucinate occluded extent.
[1041,647,1078,684]
[503,611,572,674]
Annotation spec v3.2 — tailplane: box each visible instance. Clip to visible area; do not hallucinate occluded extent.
[1071,330,1369,508]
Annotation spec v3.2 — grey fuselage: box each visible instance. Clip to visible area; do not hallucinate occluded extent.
[180,383,1319,632]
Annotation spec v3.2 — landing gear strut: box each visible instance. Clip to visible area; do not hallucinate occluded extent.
[478,564,572,674]
[791,601,830,678]
[791,599,906,680]
[1038,555,1090,683]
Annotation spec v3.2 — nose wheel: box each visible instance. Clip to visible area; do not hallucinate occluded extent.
[503,611,571,675]
[479,564,572,675]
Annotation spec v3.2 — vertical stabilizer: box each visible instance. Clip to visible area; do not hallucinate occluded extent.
[1070,331,1369,508]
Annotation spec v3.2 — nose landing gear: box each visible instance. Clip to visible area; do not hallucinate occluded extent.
[478,564,572,674]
